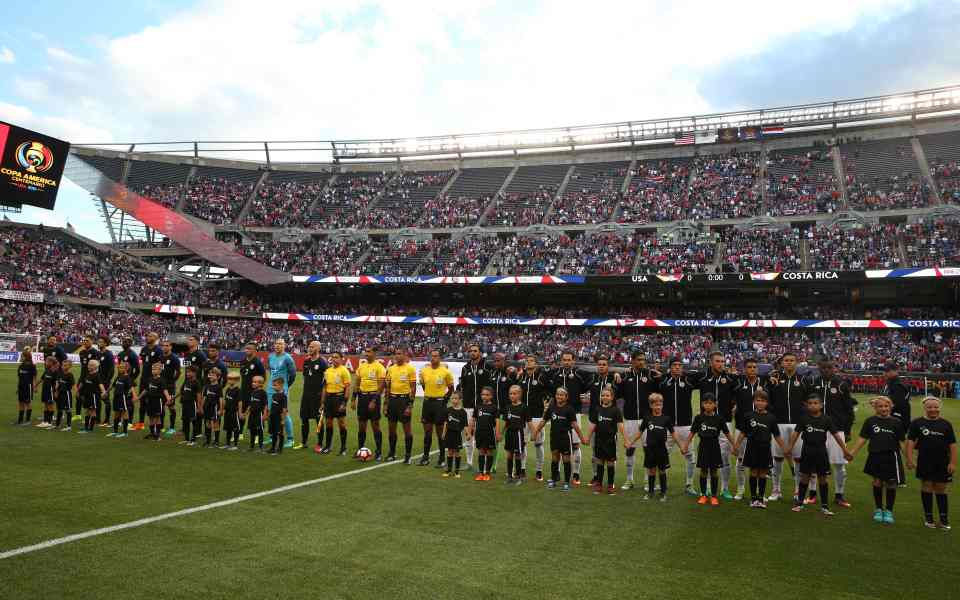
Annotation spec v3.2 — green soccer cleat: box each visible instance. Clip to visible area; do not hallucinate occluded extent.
[882,510,895,525]
[873,509,884,523]
[720,490,734,501]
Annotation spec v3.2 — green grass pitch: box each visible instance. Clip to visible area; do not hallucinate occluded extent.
[1,364,959,599]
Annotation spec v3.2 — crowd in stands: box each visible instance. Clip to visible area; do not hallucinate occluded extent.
[487,189,556,227]
[929,159,960,205]
[634,236,716,275]
[846,176,930,211]
[765,150,842,216]
[238,237,369,275]
[720,228,803,273]
[182,177,254,224]
[7,299,957,372]
[900,219,960,268]
[420,195,487,228]
[244,180,325,228]
[419,237,500,276]
[807,224,902,271]
[549,191,619,225]
[491,235,575,275]
[562,233,637,275]
[685,153,761,220]
[617,160,691,224]
[312,172,389,229]
[136,183,183,210]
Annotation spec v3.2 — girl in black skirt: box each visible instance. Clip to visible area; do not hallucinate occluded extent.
[733,390,785,508]
[849,396,907,525]
[682,393,736,505]
[906,396,956,530]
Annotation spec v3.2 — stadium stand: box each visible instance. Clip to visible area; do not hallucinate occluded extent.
[841,138,930,210]
[900,219,960,267]
[243,171,332,228]
[921,130,960,205]
[686,151,761,219]
[765,147,841,216]
[182,167,262,224]
[807,224,902,270]
[365,170,453,228]
[311,172,389,230]
[487,164,569,226]
[549,162,629,225]
[419,236,499,276]
[617,158,691,224]
[238,236,369,275]
[719,227,803,273]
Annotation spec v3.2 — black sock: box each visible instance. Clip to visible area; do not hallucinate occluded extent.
[759,477,767,498]
[103,404,110,423]
[358,428,367,449]
[515,458,522,477]
[55,410,62,427]
[447,456,454,473]
[873,485,883,509]
[26,409,33,422]
[272,434,278,451]
[506,457,514,478]
[454,456,461,471]
[278,435,284,452]
[301,421,309,446]
[169,408,176,430]
[551,461,560,482]
[250,433,255,449]
[325,426,333,449]
[423,432,432,458]
[658,472,667,495]
[340,428,347,451]
[797,481,809,506]
[214,431,220,445]
[648,475,656,495]
[122,419,128,433]
[594,463,602,482]
[700,476,708,495]
[608,465,616,487]
[936,493,949,523]
[66,411,72,425]
[17,409,24,423]
[317,424,324,447]
[183,420,192,442]
[374,430,383,453]
[885,486,896,511]
[478,455,486,473]
[113,417,120,433]
[389,433,397,455]
[404,434,413,458]
[922,491,934,522]
[749,476,758,500]
[238,417,246,435]
[819,483,829,508]
[205,428,211,444]
[436,431,444,460]
[563,461,571,484]
[710,476,719,498]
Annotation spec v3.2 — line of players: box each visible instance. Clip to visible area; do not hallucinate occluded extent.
[12,337,956,527]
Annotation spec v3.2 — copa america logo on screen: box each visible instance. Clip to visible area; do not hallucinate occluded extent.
[15,141,55,174]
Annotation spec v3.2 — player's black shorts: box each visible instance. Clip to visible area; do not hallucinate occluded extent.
[356,392,381,420]
[865,450,905,484]
[180,399,197,420]
[550,430,574,455]
[269,410,283,435]
[504,428,525,453]
[114,394,131,414]
[799,447,831,476]
[916,452,953,483]
[203,400,220,421]
[82,394,99,411]
[323,393,346,418]
[696,438,722,469]
[643,444,670,469]
[475,428,496,450]
[593,434,617,462]
[741,439,773,470]
[421,397,447,425]
[18,384,31,403]
[57,393,71,412]
[223,411,241,431]
[444,429,463,451]
[147,397,163,417]
[387,394,412,423]
[300,392,320,420]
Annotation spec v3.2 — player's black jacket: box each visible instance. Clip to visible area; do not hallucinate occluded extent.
[617,367,660,421]
[138,345,162,387]
[587,371,616,421]
[301,357,328,400]
[240,356,266,401]
[883,377,913,425]
[117,348,140,383]
[98,348,115,388]
[458,360,492,408]
[734,375,767,429]
[160,353,181,387]
[545,367,590,413]
[657,375,696,427]
[183,349,205,372]
[490,366,517,415]
[689,370,740,422]
[517,368,549,415]
[765,371,809,424]
[806,374,856,433]
[77,346,100,372]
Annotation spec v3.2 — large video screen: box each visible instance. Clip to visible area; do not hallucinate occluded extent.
[0,121,70,210]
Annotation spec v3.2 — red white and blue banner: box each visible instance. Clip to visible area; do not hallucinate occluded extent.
[260,313,960,329]
[154,305,196,315]
[287,268,960,286]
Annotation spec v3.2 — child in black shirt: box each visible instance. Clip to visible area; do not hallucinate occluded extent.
[78,359,105,433]
[110,362,134,438]
[223,373,243,450]
[55,359,75,431]
[269,378,287,454]
[633,393,680,501]
[850,395,907,525]
[176,366,201,445]
[733,390,785,508]
[246,376,268,451]
[470,387,499,480]
[786,395,852,516]
[907,396,957,529]
[203,367,223,448]
[533,387,585,491]
[587,385,627,495]
[16,348,37,425]
[443,393,469,478]
[39,356,59,428]
[502,386,529,485]
[135,362,170,440]
[682,393,736,505]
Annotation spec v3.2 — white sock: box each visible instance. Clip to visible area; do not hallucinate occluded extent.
[772,459,783,493]
[625,452,636,481]
[833,464,847,495]
[572,446,581,477]
[465,439,475,466]
[534,443,544,471]
[684,451,694,485]
[720,464,730,493]
[736,463,746,492]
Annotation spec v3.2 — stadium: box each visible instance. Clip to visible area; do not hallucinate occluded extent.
[2,4,960,599]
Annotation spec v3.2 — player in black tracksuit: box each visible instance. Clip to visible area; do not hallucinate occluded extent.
[733,358,767,498]
[502,385,529,484]
[616,352,661,490]
[906,396,956,529]
[687,352,740,498]
[785,395,850,516]
[176,367,202,444]
[137,362,170,440]
[77,338,100,418]
[471,388,499,479]
[159,341,181,435]
[203,368,223,447]
[458,345,491,470]
[849,396,906,524]
[657,359,697,493]
[587,355,617,486]
[733,389,784,507]
[533,388,585,491]
[764,352,810,501]
[78,360,104,433]
[588,385,627,495]
[137,335,162,429]
[517,357,549,480]
[96,337,115,426]
[545,352,590,485]
[238,343,265,438]
[805,358,856,506]
[882,364,913,432]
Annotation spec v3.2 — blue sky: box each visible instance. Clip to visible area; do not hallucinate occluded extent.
[1,0,957,242]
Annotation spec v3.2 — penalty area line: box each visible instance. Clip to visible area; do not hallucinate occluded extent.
[0,452,435,561]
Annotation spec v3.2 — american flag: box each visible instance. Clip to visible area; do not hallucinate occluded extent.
[674,131,695,145]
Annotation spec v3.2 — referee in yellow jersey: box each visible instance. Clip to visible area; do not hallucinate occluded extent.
[419,349,455,467]
[320,352,352,455]
[386,348,418,464]
[354,347,386,459]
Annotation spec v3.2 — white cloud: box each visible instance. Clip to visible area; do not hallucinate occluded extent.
[46,46,88,65]
[0,47,14,64]
[0,101,114,142]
